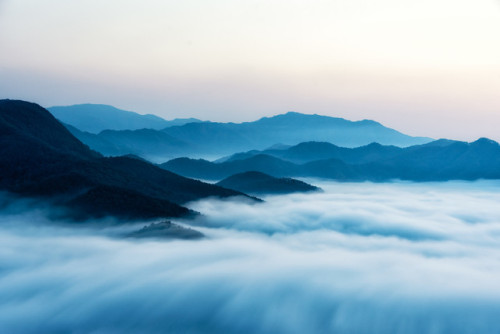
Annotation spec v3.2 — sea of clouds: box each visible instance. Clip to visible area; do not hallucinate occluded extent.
[2,180,500,333]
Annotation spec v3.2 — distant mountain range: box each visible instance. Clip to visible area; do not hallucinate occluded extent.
[161,139,500,182]
[164,111,430,149]
[216,141,403,164]
[49,104,201,133]
[217,171,320,195]
[0,100,250,222]
[51,105,432,159]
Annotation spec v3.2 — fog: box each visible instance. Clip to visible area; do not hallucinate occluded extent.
[2,181,500,333]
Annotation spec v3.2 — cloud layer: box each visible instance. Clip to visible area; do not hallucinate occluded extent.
[1,181,500,333]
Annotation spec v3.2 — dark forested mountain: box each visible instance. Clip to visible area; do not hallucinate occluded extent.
[0,100,249,221]
[63,111,432,159]
[217,171,320,195]
[49,104,201,133]
[126,221,204,239]
[160,139,500,182]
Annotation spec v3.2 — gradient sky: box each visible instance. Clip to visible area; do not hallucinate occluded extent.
[1,0,500,141]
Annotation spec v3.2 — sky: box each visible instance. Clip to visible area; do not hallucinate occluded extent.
[3,180,500,333]
[1,0,500,141]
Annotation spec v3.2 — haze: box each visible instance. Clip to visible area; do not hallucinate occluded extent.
[1,0,500,140]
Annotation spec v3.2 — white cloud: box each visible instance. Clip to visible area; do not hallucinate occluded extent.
[1,181,500,333]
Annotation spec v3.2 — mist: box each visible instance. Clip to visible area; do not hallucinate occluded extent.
[2,181,500,333]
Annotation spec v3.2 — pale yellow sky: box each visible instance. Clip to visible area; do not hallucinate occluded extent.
[1,0,500,140]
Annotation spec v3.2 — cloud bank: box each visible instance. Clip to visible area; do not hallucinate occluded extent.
[1,181,500,333]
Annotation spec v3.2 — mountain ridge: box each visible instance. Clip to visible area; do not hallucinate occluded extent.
[58,107,432,159]
[160,138,500,182]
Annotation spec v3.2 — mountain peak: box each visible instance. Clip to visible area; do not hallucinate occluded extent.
[471,138,499,147]
[255,111,385,129]
[48,104,201,134]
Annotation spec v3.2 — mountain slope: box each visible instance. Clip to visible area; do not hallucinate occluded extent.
[162,112,431,155]
[0,101,98,160]
[49,104,201,133]
[0,100,249,221]
[217,171,319,195]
